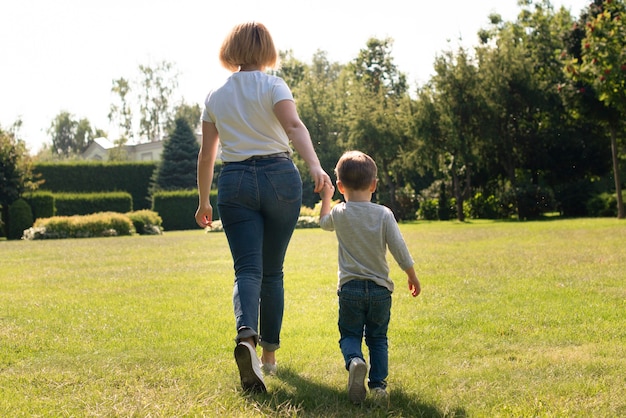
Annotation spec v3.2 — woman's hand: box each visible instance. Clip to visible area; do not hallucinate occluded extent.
[195,203,213,228]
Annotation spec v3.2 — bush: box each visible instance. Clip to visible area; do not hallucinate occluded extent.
[467,192,502,219]
[8,198,33,240]
[586,191,625,217]
[127,210,163,235]
[55,192,133,216]
[417,198,438,220]
[24,191,55,220]
[23,212,134,240]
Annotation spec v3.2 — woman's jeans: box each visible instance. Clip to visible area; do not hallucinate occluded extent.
[217,156,302,352]
[338,279,392,389]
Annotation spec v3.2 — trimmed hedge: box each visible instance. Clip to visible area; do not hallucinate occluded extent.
[152,190,198,231]
[55,192,133,216]
[34,162,157,210]
[24,191,55,220]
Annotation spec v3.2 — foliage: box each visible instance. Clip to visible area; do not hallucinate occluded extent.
[47,111,96,157]
[7,198,33,240]
[126,209,163,235]
[152,118,199,191]
[586,190,625,216]
[108,77,134,144]
[562,0,626,218]
[1,124,39,236]
[571,0,626,115]
[23,211,133,239]
[343,38,412,215]
[138,61,178,142]
[0,125,38,207]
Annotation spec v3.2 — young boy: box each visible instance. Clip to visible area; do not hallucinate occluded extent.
[318,150,421,404]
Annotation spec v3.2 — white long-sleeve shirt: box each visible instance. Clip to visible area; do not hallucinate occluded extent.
[319,201,415,292]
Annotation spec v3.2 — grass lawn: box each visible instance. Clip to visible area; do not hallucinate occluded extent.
[1,218,625,417]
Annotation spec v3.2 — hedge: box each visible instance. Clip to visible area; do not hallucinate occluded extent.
[34,162,157,210]
[55,192,133,216]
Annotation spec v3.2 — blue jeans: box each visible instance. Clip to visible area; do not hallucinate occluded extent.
[338,279,392,389]
[217,157,302,352]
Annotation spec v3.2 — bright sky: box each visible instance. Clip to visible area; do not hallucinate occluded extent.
[1,0,588,153]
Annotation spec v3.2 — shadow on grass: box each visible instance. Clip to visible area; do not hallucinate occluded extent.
[243,367,466,418]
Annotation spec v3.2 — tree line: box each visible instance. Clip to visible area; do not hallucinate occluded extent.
[2,0,625,225]
[281,0,625,219]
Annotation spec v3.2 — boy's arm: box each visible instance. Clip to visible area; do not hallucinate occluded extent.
[405,265,421,297]
[319,182,335,218]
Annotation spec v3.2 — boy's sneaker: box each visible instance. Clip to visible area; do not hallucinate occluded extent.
[370,386,389,406]
[347,357,367,404]
[234,342,266,392]
[261,361,277,375]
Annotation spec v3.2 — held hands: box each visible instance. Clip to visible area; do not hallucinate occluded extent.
[319,181,335,200]
[310,166,332,193]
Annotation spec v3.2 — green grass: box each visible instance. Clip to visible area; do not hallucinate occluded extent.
[1,218,625,417]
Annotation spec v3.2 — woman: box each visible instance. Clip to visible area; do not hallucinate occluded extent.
[195,21,330,393]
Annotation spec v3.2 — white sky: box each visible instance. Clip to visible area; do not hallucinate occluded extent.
[1,0,588,153]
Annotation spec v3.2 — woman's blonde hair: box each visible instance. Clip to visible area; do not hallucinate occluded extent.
[219,22,278,72]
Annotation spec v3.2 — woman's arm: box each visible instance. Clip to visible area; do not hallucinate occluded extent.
[194,121,220,228]
[274,99,330,193]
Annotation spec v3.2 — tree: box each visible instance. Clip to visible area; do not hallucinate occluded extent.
[564,0,625,218]
[153,117,199,191]
[138,61,178,142]
[108,77,134,145]
[167,101,202,136]
[47,111,94,157]
[283,51,345,206]
[0,123,39,236]
[343,38,411,216]
[411,47,485,221]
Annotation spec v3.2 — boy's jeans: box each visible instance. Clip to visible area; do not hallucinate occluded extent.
[338,279,392,389]
[217,157,302,352]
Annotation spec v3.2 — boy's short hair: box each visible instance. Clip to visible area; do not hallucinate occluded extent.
[335,151,377,191]
[219,22,278,72]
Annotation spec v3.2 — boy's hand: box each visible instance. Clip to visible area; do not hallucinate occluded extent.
[319,182,335,200]
[408,276,421,297]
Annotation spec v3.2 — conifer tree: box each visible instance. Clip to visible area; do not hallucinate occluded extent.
[153,117,199,191]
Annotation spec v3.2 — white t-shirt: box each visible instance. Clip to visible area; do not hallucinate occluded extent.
[201,71,294,162]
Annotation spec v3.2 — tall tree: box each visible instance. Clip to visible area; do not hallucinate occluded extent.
[412,47,485,221]
[47,111,93,157]
[153,117,199,191]
[343,38,411,216]
[108,77,134,144]
[564,0,625,218]
[138,61,178,142]
[0,123,39,236]
[167,101,202,136]
[286,51,345,206]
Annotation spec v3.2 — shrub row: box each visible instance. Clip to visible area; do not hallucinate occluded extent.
[23,210,163,240]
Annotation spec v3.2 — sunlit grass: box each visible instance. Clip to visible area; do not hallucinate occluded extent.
[1,218,625,417]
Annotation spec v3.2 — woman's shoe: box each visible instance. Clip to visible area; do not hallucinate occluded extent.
[234,342,266,392]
